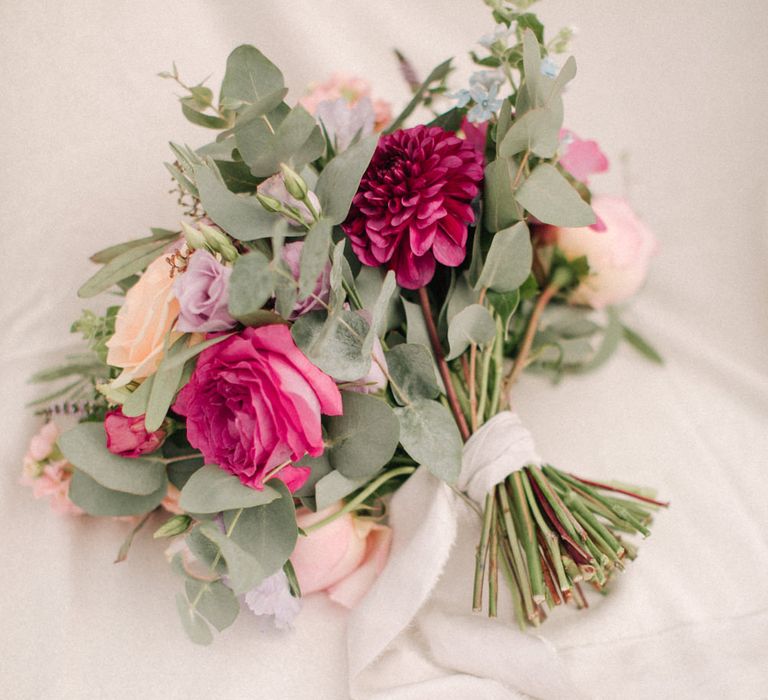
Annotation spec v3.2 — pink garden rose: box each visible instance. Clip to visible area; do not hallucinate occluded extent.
[104,407,166,457]
[291,502,392,608]
[343,125,484,289]
[173,249,237,333]
[173,325,343,492]
[551,195,658,309]
[20,421,83,516]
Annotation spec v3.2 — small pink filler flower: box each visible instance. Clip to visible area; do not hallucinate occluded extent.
[343,125,484,289]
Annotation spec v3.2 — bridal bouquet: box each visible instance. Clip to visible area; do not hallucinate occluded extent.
[22,0,666,644]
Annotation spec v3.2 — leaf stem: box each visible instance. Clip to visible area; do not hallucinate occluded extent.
[303,466,416,534]
[502,281,560,402]
[417,287,471,442]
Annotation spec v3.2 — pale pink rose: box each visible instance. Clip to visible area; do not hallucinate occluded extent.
[300,74,392,131]
[22,458,83,517]
[553,195,659,309]
[291,502,392,608]
[27,421,59,461]
[161,484,184,515]
[106,246,182,387]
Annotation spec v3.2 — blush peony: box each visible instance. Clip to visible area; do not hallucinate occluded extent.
[343,125,484,289]
[172,324,342,492]
[552,195,658,309]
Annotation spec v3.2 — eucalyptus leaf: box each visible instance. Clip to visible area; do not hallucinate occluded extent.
[363,270,396,347]
[235,104,318,177]
[78,238,171,298]
[291,310,370,381]
[487,289,520,337]
[194,163,276,240]
[175,593,214,646]
[179,465,280,513]
[181,100,229,129]
[59,422,165,496]
[184,579,240,632]
[220,481,298,591]
[154,333,233,373]
[402,298,444,391]
[499,107,560,159]
[220,45,285,108]
[121,375,154,417]
[446,274,480,324]
[476,222,533,293]
[515,163,596,227]
[228,250,274,324]
[385,343,440,404]
[144,337,189,432]
[198,521,263,595]
[314,470,370,511]
[326,392,399,479]
[484,158,523,233]
[299,219,332,299]
[394,399,462,483]
[572,308,623,373]
[446,304,496,360]
[356,267,402,333]
[315,134,379,224]
[68,469,167,516]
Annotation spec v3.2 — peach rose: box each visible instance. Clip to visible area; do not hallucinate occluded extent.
[291,502,392,608]
[106,246,182,386]
[552,195,658,309]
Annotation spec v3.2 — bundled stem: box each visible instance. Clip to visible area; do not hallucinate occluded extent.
[472,464,667,626]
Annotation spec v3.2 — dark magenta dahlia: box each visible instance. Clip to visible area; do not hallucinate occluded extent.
[342,125,484,289]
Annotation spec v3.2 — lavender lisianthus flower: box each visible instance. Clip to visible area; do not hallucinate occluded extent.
[173,249,237,333]
[244,570,302,629]
[315,96,375,152]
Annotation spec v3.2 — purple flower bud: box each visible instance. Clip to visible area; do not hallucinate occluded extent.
[173,250,237,333]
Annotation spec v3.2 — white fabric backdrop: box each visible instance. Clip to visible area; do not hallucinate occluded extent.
[1,1,767,698]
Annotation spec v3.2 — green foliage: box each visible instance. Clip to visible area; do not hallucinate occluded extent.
[70,307,120,363]
[179,465,281,513]
[484,158,523,232]
[299,219,333,298]
[476,222,533,293]
[325,392,400,479]
[315,135,379,225]
[622,324,664,365]
[68,469,167,517]
[385,344,441,405]
[194,162,277,240]
[394,399,463,483]
[78,237,172,299]
[228,250,275,323]
[515,163,596,227]
[144,336,191,432]
[447,304,496,360]
[58,422,166,495]
[386,59,453,133]
[292,309,371,381]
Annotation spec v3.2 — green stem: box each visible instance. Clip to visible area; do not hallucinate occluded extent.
[491,315,504,415]
[303,467,416,534]
[472,493,495,611]
[509,472,545,604]
[476,339,494,428]
[497,482,535,620]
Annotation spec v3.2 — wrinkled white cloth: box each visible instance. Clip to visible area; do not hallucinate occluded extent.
[348,415,581,699]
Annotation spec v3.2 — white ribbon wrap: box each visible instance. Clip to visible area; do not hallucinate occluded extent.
[347,412,581,699]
